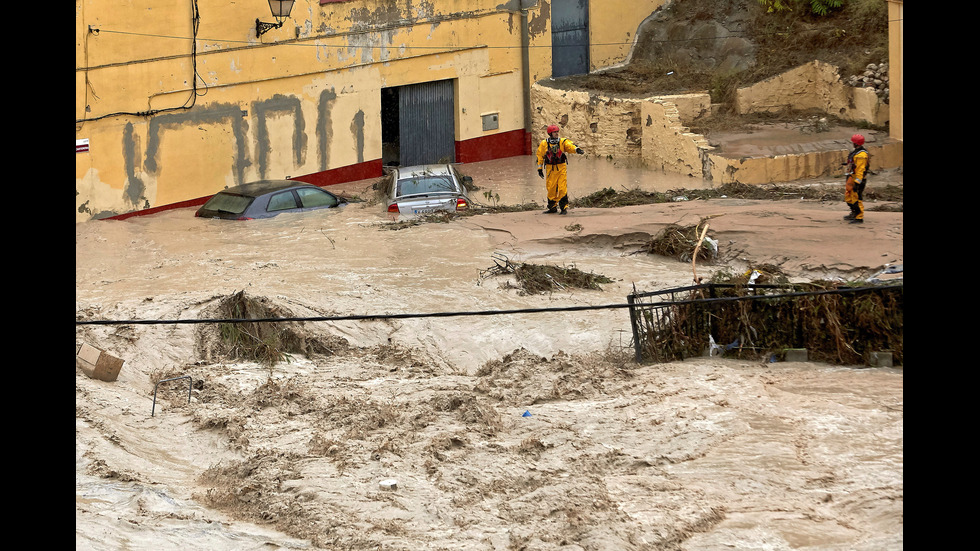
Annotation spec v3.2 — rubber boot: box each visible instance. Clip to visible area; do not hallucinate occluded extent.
[544,199,557,214]
[848,200,864,223]
[558,195,569,215]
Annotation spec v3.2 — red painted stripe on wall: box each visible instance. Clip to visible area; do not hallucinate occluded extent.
[290,159,384,187]
[97,132,529,221]
[101,160,383,221]
[455,129,530,163]
[103,197,209,220]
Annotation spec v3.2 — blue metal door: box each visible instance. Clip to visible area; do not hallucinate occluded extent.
[399,79,456,166]
[551,0,589,78]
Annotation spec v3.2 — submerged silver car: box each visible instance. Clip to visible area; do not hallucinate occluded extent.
[381,164,472,215]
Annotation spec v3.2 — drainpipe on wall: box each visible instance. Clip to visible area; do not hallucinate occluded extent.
[520,0,535,155]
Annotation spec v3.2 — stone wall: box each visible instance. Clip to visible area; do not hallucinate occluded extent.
[735,60,888,127]
[530,59,901,186]
[640,100,712,178]
[530,84,712,177]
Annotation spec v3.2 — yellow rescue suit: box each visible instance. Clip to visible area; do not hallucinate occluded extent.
[845,146,869,221]
[536,137,580,212]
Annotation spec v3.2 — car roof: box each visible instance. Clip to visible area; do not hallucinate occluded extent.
[394,164,455,179]
[217,180,315,197]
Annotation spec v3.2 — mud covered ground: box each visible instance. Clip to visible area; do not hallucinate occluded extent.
[76,155,902,550]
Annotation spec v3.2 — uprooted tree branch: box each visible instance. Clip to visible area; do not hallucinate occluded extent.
[480,253,614,295]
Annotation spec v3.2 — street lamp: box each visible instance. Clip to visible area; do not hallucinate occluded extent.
[256,0,295,37]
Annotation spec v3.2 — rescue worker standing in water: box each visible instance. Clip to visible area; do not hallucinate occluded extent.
[536,124,584,215]
[844,133,869,224]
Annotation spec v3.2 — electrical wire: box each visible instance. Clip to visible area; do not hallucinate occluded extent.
[76,7,901,119]
[77,0,206,123]
[79,14,902,69]
[76,302,637,326]
[74,284,902,327]
[87,26,749,51]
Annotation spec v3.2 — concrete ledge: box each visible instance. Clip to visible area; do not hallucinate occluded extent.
[708,139,902,185]
[785,348,809,362]
[870,351,894,368]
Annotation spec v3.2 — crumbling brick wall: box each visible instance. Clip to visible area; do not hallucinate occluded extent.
[530,83,713,177]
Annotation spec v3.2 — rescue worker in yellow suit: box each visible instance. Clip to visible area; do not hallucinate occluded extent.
[843,133,869,224]
[536,124,584,215]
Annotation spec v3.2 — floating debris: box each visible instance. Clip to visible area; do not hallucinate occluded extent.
[480,253,613,295]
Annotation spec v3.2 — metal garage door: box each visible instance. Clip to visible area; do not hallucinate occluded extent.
[399,79,455,166]
[551,0,589,78]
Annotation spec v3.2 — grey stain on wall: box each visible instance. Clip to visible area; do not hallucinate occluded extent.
[253,94,307,179]
[123,122,147,208]
[115,87,360,215]
[351,109,365,163]
[143,103,251,186]
[317,88,338,171]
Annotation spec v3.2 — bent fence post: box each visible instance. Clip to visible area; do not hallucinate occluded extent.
[627,294,642,363]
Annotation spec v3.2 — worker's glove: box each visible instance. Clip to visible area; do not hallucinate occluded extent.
[537,168,544,179]
[575,147,584,154]
[854,179,863,185]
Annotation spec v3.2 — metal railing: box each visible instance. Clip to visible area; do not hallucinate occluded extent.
[628,282,903,365]
[152,376,192,416]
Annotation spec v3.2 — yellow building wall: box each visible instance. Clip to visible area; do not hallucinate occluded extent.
[887,0,902,141]
[522,0,665,143]
[588,1,667,70]
[75,0,663,221]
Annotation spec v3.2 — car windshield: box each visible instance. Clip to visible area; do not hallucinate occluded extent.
[396,176,456,197]
[202,192,252,214]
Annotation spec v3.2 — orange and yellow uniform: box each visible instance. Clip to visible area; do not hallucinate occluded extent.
[536,137,581,212]
[845,146,869,220]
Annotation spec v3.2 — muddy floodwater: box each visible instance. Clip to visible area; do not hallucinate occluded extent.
[76,156,903,550]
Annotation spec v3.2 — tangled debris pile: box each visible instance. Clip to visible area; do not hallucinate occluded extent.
[573,183,902,212]
[644,218,719,263]
[480,254,614,295]
[709,264,791,286]
[196,291,350,366]
[375,180,902,232]
[378,211,458,230]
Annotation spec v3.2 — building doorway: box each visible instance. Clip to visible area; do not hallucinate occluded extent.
[381,79,456,167]
[551,0,590,78]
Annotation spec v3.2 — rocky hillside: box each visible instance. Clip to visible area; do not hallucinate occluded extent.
[557,0,890,108]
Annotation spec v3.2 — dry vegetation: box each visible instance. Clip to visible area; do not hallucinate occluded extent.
[369,180,902,226]
[632,281,903,365]
[479,253,615,295]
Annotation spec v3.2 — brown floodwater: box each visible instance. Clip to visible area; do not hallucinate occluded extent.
[76,156,723,370]
[76,155,901,550]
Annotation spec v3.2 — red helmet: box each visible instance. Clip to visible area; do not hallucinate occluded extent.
[850,134,865,146]
[547,124,560,134]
